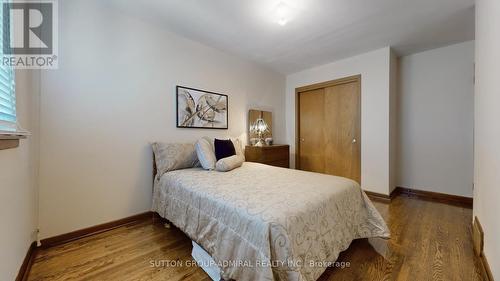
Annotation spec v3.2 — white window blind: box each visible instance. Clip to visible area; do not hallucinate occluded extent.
[0,0,17,133]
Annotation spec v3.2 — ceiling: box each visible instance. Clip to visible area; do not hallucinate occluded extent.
[108,0,475,74]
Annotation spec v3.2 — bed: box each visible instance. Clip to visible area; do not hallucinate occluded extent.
[152,162,389,281]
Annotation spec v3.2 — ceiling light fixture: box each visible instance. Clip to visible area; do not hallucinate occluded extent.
[275,2,290,26]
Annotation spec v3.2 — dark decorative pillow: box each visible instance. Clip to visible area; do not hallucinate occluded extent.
[214,138,236,161]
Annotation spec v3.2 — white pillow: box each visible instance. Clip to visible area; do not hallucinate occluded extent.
[216,155,244,172]
[202,136,215,151]
[195,138,217,170]
[231,138,245,160]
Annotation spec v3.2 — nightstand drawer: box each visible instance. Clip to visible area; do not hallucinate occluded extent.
[266,159,289,168]
[245,145,290,168]
[259,146,289,162]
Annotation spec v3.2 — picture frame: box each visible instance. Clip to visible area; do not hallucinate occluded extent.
[176,86,228,129]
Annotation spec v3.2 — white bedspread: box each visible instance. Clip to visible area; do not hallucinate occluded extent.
[152,162,389,281]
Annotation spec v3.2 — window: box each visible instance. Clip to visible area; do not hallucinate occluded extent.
[0,0,17,134]
[0,66,16,133]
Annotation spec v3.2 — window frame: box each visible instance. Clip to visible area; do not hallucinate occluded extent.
[0,0,28,146]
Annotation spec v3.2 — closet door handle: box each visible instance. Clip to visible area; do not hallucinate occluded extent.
[352,138,357,144]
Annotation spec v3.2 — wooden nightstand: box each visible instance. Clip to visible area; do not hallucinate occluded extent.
[245,145,290,168]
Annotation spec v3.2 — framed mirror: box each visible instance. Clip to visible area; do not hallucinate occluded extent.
[248,110,272,146]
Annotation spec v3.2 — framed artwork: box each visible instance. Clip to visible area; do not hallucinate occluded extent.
[176,86,228,129]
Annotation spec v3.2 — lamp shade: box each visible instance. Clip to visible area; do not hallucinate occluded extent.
[250,118,269,134]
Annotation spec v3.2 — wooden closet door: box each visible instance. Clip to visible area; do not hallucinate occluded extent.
[297,76,361,184]
[298,88,325,173]
[324,81,361,183]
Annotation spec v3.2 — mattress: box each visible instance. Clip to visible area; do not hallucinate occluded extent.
[152,162,389,281]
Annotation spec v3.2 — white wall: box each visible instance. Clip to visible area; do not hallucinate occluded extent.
[38,0,286,239]
[397,41,474,197]
[286,47,392,195]
[0,70,39,280]
[474,0,500,278]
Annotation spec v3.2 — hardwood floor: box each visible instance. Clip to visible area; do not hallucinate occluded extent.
[28,196,484,281]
